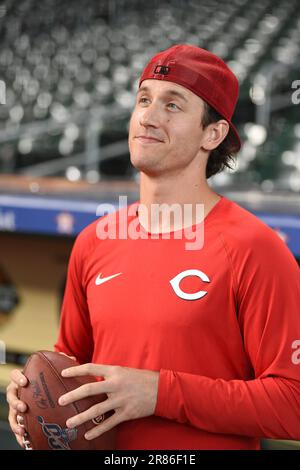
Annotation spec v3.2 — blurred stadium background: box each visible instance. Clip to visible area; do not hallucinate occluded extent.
[0,0,299,450]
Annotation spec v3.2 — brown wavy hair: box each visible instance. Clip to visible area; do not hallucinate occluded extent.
[201,102,239,179]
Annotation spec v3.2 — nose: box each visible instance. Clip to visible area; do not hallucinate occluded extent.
[139,101,161,128]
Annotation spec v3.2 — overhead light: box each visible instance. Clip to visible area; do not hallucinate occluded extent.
[249,85,266,105]
[245,123,267,146]
[66,166,81,182]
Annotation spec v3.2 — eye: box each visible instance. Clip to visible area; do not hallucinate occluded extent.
[167,103,180,110]
[138,97,149,104]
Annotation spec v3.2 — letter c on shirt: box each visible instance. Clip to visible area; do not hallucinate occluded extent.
[170,269,210,300]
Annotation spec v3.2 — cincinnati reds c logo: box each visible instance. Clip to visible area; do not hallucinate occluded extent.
[291,340,300,365]
[170,269,210,300]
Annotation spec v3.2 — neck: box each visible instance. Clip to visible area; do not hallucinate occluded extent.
[137,171,220,233]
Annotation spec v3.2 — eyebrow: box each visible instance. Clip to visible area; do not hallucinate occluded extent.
[137,86,188,103]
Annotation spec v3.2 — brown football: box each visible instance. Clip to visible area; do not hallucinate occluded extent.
[17,350,116,450]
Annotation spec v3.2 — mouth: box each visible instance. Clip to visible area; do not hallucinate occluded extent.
[135,136,164,144]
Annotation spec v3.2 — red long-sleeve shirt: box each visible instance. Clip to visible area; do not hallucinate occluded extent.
[55,196,300,449]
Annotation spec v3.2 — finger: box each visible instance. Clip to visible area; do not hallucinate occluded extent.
[61,363,113,379]
[85,411,122,440]
[59,381,111,406]
[66,400,114,428]
[16,434,26,448]
[7,387,27,412]
[10,369,28,387]
[9,419,26,436]
[7,383,28,412]
[15,414,27,436]
[8,409,26,436]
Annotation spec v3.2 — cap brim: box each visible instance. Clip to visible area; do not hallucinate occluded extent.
[227,121,241,153]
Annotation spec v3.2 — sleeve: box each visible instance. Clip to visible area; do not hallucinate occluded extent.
[54,230,94,364]
[154,228,300,440]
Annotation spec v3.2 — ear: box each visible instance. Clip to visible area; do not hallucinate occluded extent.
[201,120,229,151]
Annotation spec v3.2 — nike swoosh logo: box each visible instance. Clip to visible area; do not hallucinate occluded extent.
[95,272,122,286]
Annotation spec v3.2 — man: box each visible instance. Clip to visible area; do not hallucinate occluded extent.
[7,44,300,450]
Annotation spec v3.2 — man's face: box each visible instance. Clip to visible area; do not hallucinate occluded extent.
[128,79,208,177]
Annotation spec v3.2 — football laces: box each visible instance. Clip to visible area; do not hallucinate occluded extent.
[17,414,32,450]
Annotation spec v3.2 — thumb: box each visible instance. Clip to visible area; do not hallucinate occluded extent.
[58,351,77,361]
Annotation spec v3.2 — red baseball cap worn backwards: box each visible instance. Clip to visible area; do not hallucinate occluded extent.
[139,44,241,152]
